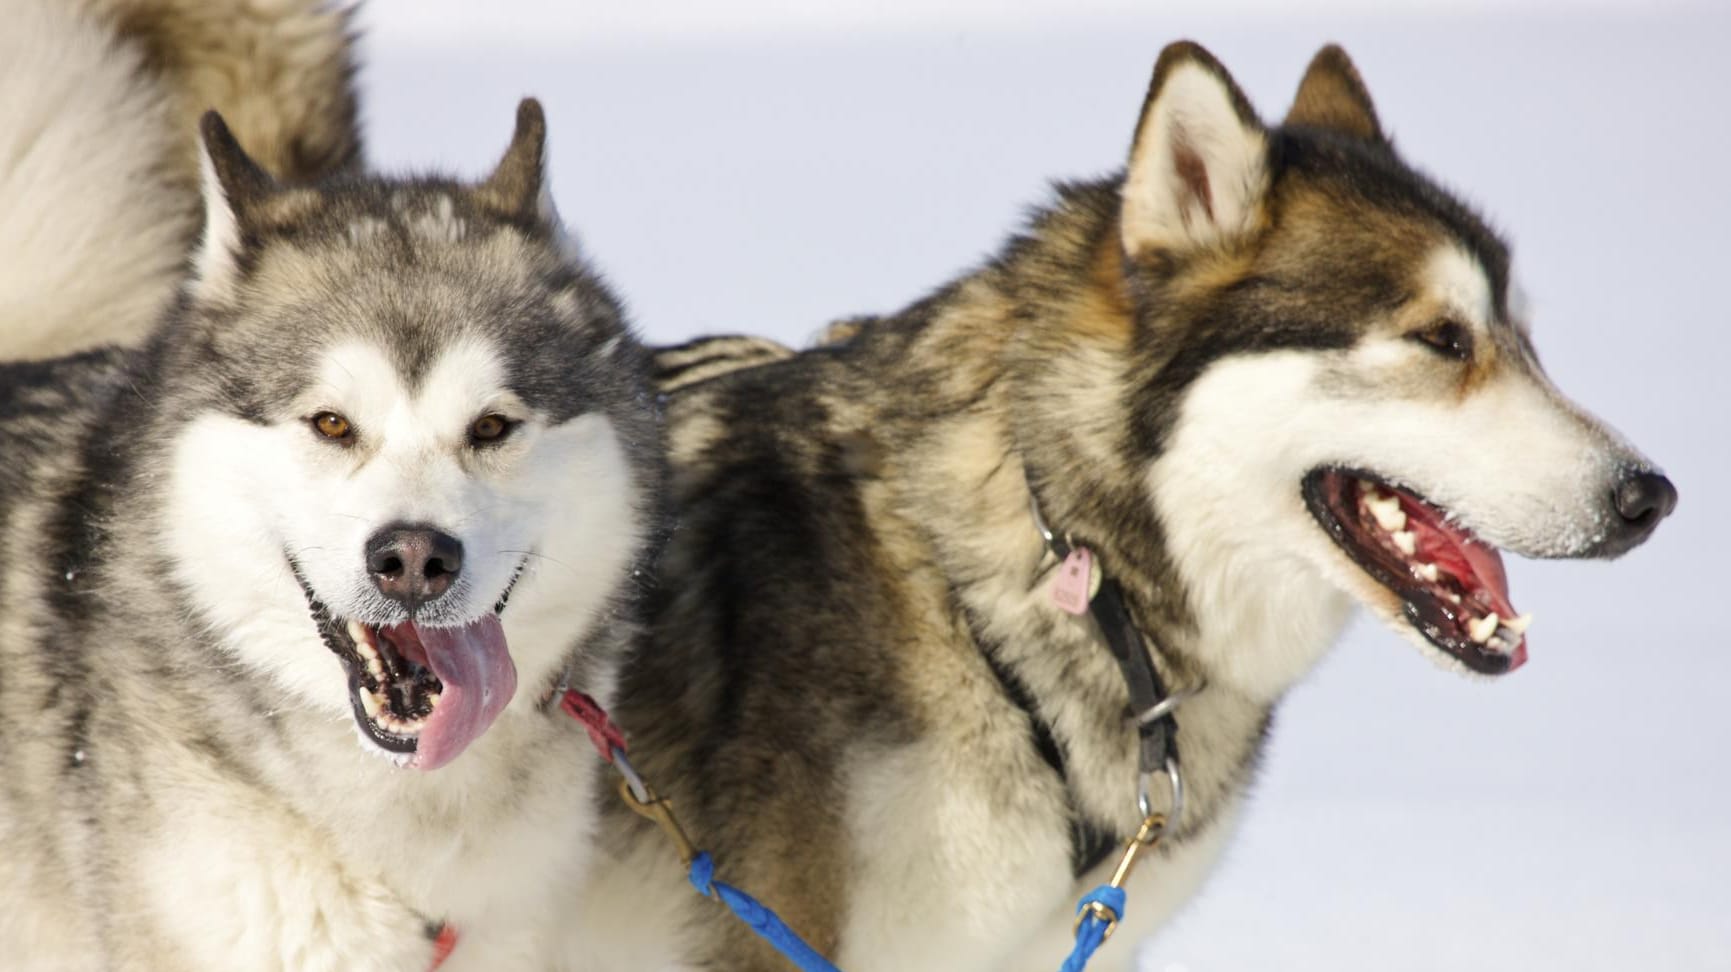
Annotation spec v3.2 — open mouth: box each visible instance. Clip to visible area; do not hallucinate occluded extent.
[1303,469,1530,675]
[296,563,525,769]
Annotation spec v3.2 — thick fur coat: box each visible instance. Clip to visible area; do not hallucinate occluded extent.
[581,43,1675,972]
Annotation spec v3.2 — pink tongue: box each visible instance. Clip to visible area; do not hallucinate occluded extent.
[1458,539,1516,620]
[1402,496,1519,621]
[407,615,517,771]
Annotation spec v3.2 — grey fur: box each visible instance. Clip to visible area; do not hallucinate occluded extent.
[0,102,662,970]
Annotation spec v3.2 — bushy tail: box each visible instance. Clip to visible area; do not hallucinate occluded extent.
[0,0,362,360]
[91,0,363,185]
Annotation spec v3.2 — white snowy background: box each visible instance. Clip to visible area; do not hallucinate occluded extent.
[356,2,1727,968]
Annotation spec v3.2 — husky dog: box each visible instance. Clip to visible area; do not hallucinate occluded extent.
[0,101,659,971]
[0,0,361,359]
[586,43,1678,971]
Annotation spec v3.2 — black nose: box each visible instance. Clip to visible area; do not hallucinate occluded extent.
[1592,468,1677,557]
[1613,469,1678,528]
[365,524,463,609]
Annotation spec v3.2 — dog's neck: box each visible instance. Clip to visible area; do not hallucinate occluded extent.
[839,183,1352,833]
[852,184,1343,697]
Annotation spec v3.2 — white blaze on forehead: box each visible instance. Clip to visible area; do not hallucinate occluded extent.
[313,337,514,443]
[303,338,521,529]
[312,342,406,424]
[413,338,514,432]
[1423,243,1495,329]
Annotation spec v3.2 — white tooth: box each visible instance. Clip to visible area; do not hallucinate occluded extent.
[360,691,381,718]
[1487,635,1512,653]
[1501,613,1533,635]
[346,619,368,643]
[1447,592,1462,605]
[367,659,384,681]
[1468,612,1500,644]
[1366,494,1406,532]
[1391,531,1416,555]
[1416,562,1439,582]
[424,691,441,709]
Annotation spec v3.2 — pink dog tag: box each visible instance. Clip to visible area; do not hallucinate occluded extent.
[1052,547,1094,615]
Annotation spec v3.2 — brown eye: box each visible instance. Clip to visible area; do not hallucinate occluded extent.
[469,414,514,445]
[311,411,353,441]
[1412,319,1474,361]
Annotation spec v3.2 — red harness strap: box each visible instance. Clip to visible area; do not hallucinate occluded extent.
[428,923,459,970]
[560,689,629,762]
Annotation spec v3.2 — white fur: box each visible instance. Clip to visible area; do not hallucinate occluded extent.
[190,136,248,303]
[835,743,1072,971]
[1122,61,1267,256]
[0,0,188,358]
[1425,244,1495,329]
[150,334,641,968]
[163,336,639,720]
[410,195,469,244]
[1149,242,1643,693]
[1004,805,1245,972]
[131,686,610,971]
[831,744,1243,972]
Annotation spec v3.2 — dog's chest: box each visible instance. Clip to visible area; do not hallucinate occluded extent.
[835,735,1245,972]
[297,716,599,951]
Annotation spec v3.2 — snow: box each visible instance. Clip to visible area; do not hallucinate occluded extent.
[356,3,1730,967]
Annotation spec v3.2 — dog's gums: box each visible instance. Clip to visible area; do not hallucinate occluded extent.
[298,567,524,769]
[1304,468,1530,674]
[346,620,442,746]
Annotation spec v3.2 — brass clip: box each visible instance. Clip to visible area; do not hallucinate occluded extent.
[1108,813,1165,889]
[617,776,699,866]
[1073,813,1166,942]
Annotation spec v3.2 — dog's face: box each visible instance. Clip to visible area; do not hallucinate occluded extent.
[1122,46,1675,684]
[156,103,651,768]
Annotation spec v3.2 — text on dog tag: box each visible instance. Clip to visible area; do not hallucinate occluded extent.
[1052,547,1094,615]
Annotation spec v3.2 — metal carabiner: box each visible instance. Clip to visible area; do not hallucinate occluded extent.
[616,774,700,868]
[1137,756,1184,827]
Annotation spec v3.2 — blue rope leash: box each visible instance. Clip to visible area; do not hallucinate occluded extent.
[1059,885,1126,972]
[688,852,843,972]
[563,689,1172,972]
[562,689,845,972]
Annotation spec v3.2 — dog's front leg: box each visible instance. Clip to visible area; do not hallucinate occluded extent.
[130,775,437,972]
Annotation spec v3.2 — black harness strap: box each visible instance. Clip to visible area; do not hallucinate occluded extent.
[1040,528,1177,783]
[1012,482,1184,876]
[979,645,1122,876]
[1086,577,1175,781]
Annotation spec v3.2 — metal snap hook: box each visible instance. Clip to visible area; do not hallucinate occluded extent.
[1137,756,1183,827]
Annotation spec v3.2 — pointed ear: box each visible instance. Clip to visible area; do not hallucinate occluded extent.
[1121,42,1269,259]
[1284,44,1383,142]
[476,98,553,223]
[192,111,275,301]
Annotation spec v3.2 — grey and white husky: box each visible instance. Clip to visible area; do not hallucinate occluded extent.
[0,101,659,971]
[584,42,1679,971]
